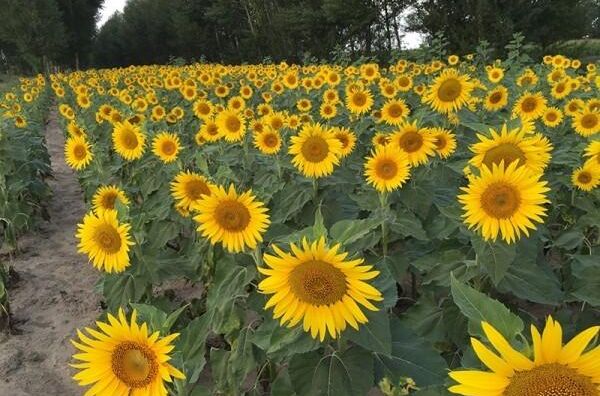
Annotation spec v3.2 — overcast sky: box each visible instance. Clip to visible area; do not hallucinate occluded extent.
[96,0,422,48]
[97,0,127,27]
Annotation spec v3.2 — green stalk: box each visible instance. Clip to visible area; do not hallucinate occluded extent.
[380,192,389,257]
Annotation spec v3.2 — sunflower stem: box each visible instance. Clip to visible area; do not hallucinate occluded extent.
[379,192,389,257]
[312,178,319,205]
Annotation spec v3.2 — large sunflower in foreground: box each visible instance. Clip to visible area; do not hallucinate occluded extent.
[258,237,383,341]
[193,184,270,253]
[289,123,343,178]
[76,210,134,273]
[469,125,552,174]
[92,185,130,214]
[113,121,146,161]
[390,122,437,166]
[151,132,181,163]
[448,317,600,396]
[170,171,215,212]
[65,135,93,170]
[71,308,185,395]
[364,144,410,193]
[458,161,550,243]
[424,68,474,113]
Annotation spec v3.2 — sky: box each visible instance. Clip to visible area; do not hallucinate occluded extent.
[97,0,127,27]
[96,0,423,48]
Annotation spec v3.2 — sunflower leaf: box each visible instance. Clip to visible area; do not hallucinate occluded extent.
[450,273,524,340]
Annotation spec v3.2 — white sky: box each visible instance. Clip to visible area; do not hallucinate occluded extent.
[96,0,423,48]
[97,0,127,27]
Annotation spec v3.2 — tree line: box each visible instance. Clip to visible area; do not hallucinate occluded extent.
[0,0,598,74]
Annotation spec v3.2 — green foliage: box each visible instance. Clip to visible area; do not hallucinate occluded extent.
[408,0,599,56]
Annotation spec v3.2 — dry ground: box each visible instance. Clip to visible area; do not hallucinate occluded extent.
[0,111,101,395]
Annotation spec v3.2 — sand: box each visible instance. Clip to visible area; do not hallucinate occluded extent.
[0,110,100,395]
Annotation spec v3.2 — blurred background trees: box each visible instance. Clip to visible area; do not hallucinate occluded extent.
[0,0,598,74]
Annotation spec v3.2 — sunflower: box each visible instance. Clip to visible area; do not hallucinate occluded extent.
[469,125,552,174]
[565,98,585,116]
[76,210,134,273]
[390,122,437,166]
[254,128,282,155]
[424,68,474,113]
[258,237,383,341]
[71,308,185,395]
[113,121,146,161]
[487,66,504,83]
[170,171,215,212]
[65,135,93,170]
[331,127,356,158]
[92,185,130,214]
[584,140,600,167]
[573,109,600,137]
[319,102,337,120]
[193,99,214,119]
[458,161,550,243]
[542,107,564,127]
[448,317,600,396]
[151,132,181,163]
[193,184,270,253]
[199,119,222,142]
[380,99,410,126]
[364,145,410,192]
[572,164,600,191]
[346,87,374,115]
[216,109,246,142]
[513,91,547,120]
[427,127,457,159]
[484,85,508,112]
[289,123,343,178]
[372,132,391,147]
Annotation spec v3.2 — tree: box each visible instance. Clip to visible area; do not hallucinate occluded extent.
[56,0,103,69]
[0,0,67,73]
[407,0,599,55]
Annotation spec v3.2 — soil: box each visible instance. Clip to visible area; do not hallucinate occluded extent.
[0,111,101,395]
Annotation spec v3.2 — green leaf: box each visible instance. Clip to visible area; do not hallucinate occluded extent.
[271,367,297,396]
[374,317,447,387]
[251,316,320,361]
[554,231,584,250]
[270,183,313,223]
[103,273,147,310]
[570,255,600,306]
[130,303,167,332]
[172,315,211,390]
[330,217,381,246]
[345,310,392,355]
[389,209,428,241]
[498,261,563,305]
[450,273,524,340]
[472,237,516,285]
[289,347,374,396]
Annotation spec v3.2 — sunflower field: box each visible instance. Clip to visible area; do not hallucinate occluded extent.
[0,76,53,329]
[50,51,600,396]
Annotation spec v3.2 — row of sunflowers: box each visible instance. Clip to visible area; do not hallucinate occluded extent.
[0,76,52,330]
[53,52,599,395]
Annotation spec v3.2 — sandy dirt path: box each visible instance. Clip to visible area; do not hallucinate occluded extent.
[0,110,100,395]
